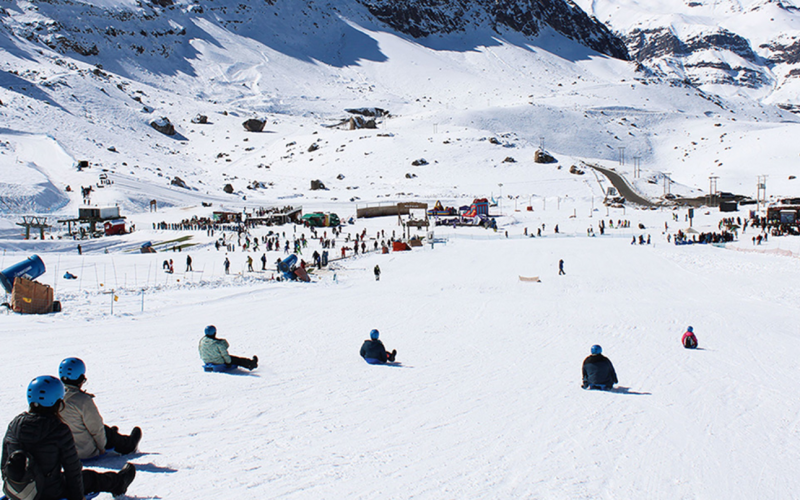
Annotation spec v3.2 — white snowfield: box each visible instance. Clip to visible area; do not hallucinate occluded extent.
[2,0,800,497]
[2,216,800,499]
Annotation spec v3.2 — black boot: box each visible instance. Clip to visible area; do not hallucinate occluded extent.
[111,463,136,497]
[127,427,142,454]
[250,355,258,370]
[388,350,397,362]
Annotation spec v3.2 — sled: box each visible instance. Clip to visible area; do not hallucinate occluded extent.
[203,363,237,373]
[2,494,98,500]
[518,275,541,282]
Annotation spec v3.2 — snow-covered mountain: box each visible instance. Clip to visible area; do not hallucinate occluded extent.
[574,0,800,108]
[1,0,800,218]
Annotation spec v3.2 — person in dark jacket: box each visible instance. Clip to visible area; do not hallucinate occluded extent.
[582,345,618,390]
[2,376,136,500]
[360,329,396,364]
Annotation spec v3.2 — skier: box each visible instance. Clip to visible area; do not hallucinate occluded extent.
[186,255,193,272]
[360,329,396,365]
[199,325,258,370]
[58,358,142,460]
[558,259,565,276]
[374,264,381,281]
[682,326,698,349]
[581,345,618,390]
[2,376,136,500]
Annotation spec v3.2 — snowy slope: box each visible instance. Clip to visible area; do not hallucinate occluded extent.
[1,215,800,498]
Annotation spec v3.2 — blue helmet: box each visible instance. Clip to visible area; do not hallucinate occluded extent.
[591,345,602,355]
[59,357,86,383]
[370,329,379,340]
[27,376,65,408]
[205,325,217,337]
[687,326,694,333]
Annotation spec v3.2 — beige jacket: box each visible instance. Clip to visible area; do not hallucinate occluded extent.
[61,385,106,459]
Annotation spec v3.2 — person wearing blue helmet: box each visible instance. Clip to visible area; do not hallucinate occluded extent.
[682,326,698,349]
[59,357,142,460]
[360,329,397,364]
[2,376,136,500]
[199,325,258,370]
[581,345,618,390]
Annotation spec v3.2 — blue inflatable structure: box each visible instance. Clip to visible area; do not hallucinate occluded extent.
[0,255,46,293]
[203,363,236,373]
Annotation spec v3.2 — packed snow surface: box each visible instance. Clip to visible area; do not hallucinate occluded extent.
[2,209,800,498]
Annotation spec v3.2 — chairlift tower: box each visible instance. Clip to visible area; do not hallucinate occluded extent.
[708,175,719,207]
[757,175,768,213]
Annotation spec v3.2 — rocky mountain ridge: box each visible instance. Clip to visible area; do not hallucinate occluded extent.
[574,0,800,109]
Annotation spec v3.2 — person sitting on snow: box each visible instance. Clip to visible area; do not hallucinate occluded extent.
[682,326,698,349]
[582,345,618,390]
[3,376,136,500]
[360,329,396,364]
[199,325,258,370]
[59,358,142,460]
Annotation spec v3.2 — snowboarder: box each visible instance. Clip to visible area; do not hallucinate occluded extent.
[682,326,698,349]
[224,257,230,274]
[374,264,381,281]
[360,329,396,365]
[58,358,142,460]
[581,345,618,390]
[558,259,565,276]
[186,255,193,272]
[3,376,136,500]
[199,325,258,370]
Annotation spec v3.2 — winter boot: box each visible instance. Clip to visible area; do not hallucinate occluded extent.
[111,463,136,497]
[128,427,142,453]
[388,350,397,362]
[249,355,258,370]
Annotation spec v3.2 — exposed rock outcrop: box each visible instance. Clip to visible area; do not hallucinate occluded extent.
[243,119,266,132]
[150,117,175,136]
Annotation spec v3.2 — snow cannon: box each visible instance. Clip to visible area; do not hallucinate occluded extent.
[277,254,298,280]
[0,255,46,293]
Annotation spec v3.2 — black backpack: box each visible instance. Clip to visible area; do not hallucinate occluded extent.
[2,450,44,500]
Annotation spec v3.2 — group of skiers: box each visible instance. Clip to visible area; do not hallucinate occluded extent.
[582,326,698,390]
[2,358,141,500]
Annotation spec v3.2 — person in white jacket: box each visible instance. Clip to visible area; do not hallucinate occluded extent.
[59,357,142,459]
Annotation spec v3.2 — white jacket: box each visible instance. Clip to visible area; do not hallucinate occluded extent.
[61,384,106,459]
